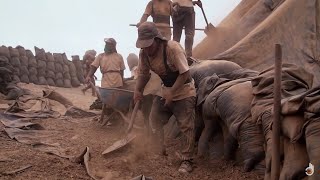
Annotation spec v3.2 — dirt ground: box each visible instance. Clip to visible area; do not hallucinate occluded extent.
[0,83,263,180]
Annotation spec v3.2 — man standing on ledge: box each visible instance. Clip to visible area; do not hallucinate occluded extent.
[134,22,196,173]
[85,38,125,88]
[172,0,202,64]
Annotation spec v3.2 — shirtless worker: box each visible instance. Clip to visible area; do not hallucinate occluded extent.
[137,0,173,40]
[134,22,196,173]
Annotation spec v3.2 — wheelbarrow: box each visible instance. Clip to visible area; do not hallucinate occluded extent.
[90,83,142,155]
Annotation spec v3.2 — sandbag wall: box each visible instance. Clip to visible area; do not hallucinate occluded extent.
[0,45,85,88]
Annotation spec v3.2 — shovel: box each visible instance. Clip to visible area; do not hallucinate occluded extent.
[102,100,141,155]
[198,0,215,35]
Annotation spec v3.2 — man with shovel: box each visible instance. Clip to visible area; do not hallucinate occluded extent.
[134,22,196,173]
[137,0,173,40]
[172,0,202,65]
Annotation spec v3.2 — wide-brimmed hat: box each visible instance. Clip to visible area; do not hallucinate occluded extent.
[136,22,166,48]
[104,38,117,46]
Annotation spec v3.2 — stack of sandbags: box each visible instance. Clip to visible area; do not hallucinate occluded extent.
[8,46,21,83]
[72,55,85,84]
[16,45,30,84]
[53,53,64,87]
[34,46,48,85]
[45,52,56,86]
[26,50,38,84]
[61,53,72,88]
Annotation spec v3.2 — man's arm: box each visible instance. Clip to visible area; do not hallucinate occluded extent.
[120,70,124,82]
[85,65,98,83]
[137,1,152,27]
[134,74,151,104]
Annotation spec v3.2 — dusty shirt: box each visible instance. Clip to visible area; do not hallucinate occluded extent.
[144,0,172,23]
[172,0,193,7]
[91,52,125,88]
[138,40,196,100]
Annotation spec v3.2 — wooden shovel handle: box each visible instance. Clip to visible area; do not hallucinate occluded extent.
[126,100,141,134]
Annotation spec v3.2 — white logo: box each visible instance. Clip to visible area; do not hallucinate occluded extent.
[305,163,314,176]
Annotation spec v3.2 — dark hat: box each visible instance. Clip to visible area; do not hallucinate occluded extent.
[104,38,117,46]
[136,22,166,48]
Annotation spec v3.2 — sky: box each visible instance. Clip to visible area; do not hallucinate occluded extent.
[0,0,241,81]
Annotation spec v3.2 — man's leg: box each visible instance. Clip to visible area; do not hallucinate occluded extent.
[172,17,184,43]
[184,9,195,58]
[149,96,172,154]
[172,96,196,172]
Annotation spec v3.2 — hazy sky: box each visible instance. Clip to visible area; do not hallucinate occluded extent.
[0,0,241,79]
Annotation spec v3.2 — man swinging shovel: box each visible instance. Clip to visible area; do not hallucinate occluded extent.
[172,0,214,64]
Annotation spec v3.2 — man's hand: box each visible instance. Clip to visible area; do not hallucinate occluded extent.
[136,22,142,27]
[194,0,202,8]
[163,90,173,107]
[133,91,143,105]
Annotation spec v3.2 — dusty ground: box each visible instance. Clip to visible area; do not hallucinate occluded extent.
[0,83,263,180]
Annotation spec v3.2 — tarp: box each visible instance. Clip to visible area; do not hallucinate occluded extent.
[194,0,320,85]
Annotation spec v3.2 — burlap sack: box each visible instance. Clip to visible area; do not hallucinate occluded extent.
[53,53,63,64]
[0,46,10,58]
[10,57,20,67]
[16,45,26,57]
[37,59,46,69]
[34,46,46,60]
[9,47,19,58]
[46,61,55,71]
[29,75,38,84]
[46,70,55,79]
[0,56,9,63]
[20,56,29,66]
[71,77,80,87]
[13,75,20,83]
[56,72,63,80]
[29,67,37,76]
[46,52,55,62]
[55,63,63,73]
[63,79,72,88]
[13,67,20,76]
[68,62,77,77]
[25,50,34,59]
[62,53,69,64]
[28,57,37,67]
[37,68,46,77]
[46,77,56,87]
[55,79,64,87]
[20,66,29,75]
[63,72,71,80]
[20,74,30,84]
[38,76,48,85]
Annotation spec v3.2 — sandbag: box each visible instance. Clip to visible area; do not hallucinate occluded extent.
[13,75,20,83]
[73,60,84,83]
[71,78,80,87]
[37,68,46,77]
[62,53,69,64]
[279,138,308,180]
[46,61,55,71]
[68,62,77,77]
[281,115,305,142]
[71,55,80,61]
[28,57,37,67]
[29,67,37,76]
[29,75,38,84]
[46,77,56,86]
[46,70,55,79]
[55,63,63,73]
[53,53,63,64]
[37,59,46,69]
[10,57,21,67]
[25,50,34,59]
[38,76,48,85]
[63,64,70,73]
[63,79,72,88]
[56,72,63,80]
[13,67,20,76]
[55,79,64,87]
[9,47,19,58]
[20,74,30,84]
[0,46,10,58]
[34,46,46,60]
[16,46,26,57]
[20,56,29,66]
[63,72,71,80]
[46,52,55,62]
[20,66,29,75]
[0,56,9,63]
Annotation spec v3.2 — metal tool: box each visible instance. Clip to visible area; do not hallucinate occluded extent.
[198,0,215,35]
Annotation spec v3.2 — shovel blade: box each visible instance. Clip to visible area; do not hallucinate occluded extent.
[204,23,215,35]
[102,133,136,155]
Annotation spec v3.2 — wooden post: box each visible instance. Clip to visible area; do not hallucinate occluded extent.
[271,44,282,180]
